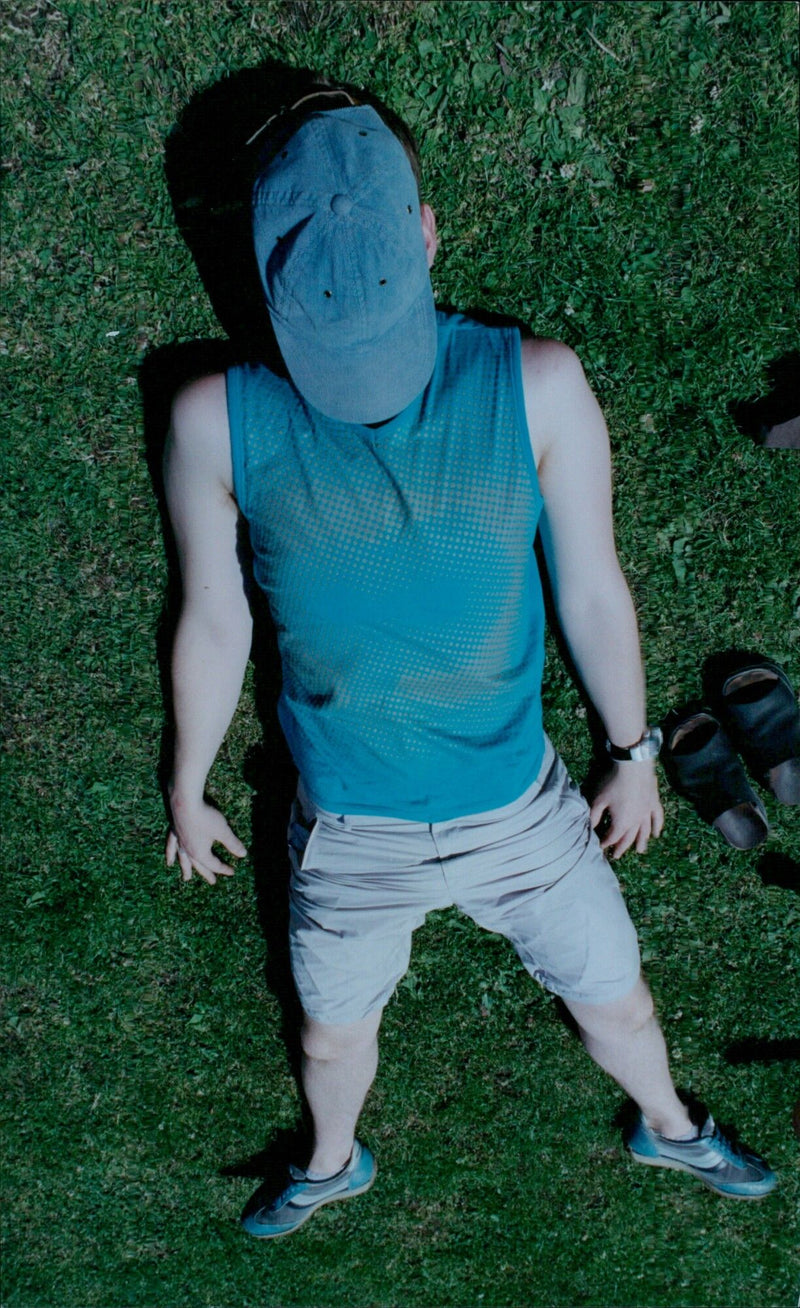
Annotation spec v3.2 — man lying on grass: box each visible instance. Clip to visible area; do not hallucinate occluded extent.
[163,79,775,1235]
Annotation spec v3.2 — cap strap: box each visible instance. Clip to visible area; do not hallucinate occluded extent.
[246,89,359,146]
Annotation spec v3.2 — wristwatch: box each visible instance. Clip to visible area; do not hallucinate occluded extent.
[605,726,663,762]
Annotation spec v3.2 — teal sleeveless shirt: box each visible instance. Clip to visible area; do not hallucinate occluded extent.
[227,311,546,820]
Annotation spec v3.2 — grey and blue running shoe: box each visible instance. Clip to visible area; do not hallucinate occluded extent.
[626,1111,776,1199]
[241,1140,376,1238]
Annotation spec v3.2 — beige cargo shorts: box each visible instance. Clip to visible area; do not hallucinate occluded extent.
[288,738,641,1025]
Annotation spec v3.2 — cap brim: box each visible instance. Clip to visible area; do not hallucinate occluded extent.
[273,281,438,425]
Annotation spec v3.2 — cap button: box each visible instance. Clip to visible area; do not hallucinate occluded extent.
[330,193,353,216]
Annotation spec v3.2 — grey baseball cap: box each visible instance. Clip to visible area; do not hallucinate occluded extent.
[252,105,437,424]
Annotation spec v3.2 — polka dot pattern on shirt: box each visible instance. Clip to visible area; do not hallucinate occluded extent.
[227,312,546,820]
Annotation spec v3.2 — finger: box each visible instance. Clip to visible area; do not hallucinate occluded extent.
[166,829,178,866]
[599,819,622,850]
[179,849,232,885]
[602,825,635,858]
[635,825,649,855]
[652,805,665,839]
[176,846,218,885]
[187,853,217,886]
[589,798,608,829]
[177,847,195,883]
[612,834,636,859]
[219,824,248,859]
[205,851,236,878]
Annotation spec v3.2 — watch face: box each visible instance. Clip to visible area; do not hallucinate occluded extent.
[633,728,663,759]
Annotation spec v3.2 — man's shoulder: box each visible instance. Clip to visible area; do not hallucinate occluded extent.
[167,373,233,489]
[518,338,598,469]
[519,336,585,392]
[171,372,229,435]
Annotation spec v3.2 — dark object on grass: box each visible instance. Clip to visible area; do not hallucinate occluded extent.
[704,652,800,805]
[163,60,317,365]
[219,1125,308,1182]
[661,702,769,849]
[763,414,800,449]
[724,1037,800,1065]
[757,851,800,893]
[731,351,800,449]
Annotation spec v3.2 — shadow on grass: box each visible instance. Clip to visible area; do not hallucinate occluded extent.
[218,1124,308,1184]
[757,851,800,893]
[723,1037,800,1064]
[162,58,316,364]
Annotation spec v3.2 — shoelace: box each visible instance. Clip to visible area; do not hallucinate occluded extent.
[709,1127,748,1167]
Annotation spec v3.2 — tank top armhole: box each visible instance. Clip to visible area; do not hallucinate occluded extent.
[507,328,543,511]
[225,366,248,518]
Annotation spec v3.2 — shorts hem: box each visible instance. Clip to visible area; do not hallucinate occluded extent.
[296,995,390,1027]
[540,968,642,1007]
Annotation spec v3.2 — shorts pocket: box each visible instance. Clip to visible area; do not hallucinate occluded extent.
[287,801,320,873]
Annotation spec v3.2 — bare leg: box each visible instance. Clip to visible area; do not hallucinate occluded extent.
[301,1008,383,1176]
[565,973,693,1138]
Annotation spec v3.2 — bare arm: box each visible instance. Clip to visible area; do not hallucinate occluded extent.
[163,374,253,884]
[521,337,663,857]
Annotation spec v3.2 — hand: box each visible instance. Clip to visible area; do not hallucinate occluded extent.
[588,761,664,859]
[165,797,247,885]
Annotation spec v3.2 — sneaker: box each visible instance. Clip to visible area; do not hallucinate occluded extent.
[241,1140,376,1238]
[626,1111,776,1199]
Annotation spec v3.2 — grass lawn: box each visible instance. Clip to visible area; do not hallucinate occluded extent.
[2,2,798,1305]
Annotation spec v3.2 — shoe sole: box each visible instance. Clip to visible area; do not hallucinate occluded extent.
[630,1151,775,1199]
[243,1172,376,1239]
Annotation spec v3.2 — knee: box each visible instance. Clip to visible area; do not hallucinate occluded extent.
[610,979,655,1034]
[301,1009,382,1062]
[569,974,655,1039]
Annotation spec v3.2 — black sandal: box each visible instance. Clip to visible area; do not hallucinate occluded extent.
[661,703,769,850]
[705,654,800,805]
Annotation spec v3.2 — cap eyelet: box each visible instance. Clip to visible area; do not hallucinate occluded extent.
[379,279,387,286]
[407,205,413,213]
[323,290,332,298]
[358,130,368,137]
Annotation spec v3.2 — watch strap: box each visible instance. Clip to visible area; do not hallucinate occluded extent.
[606,726,663,762]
